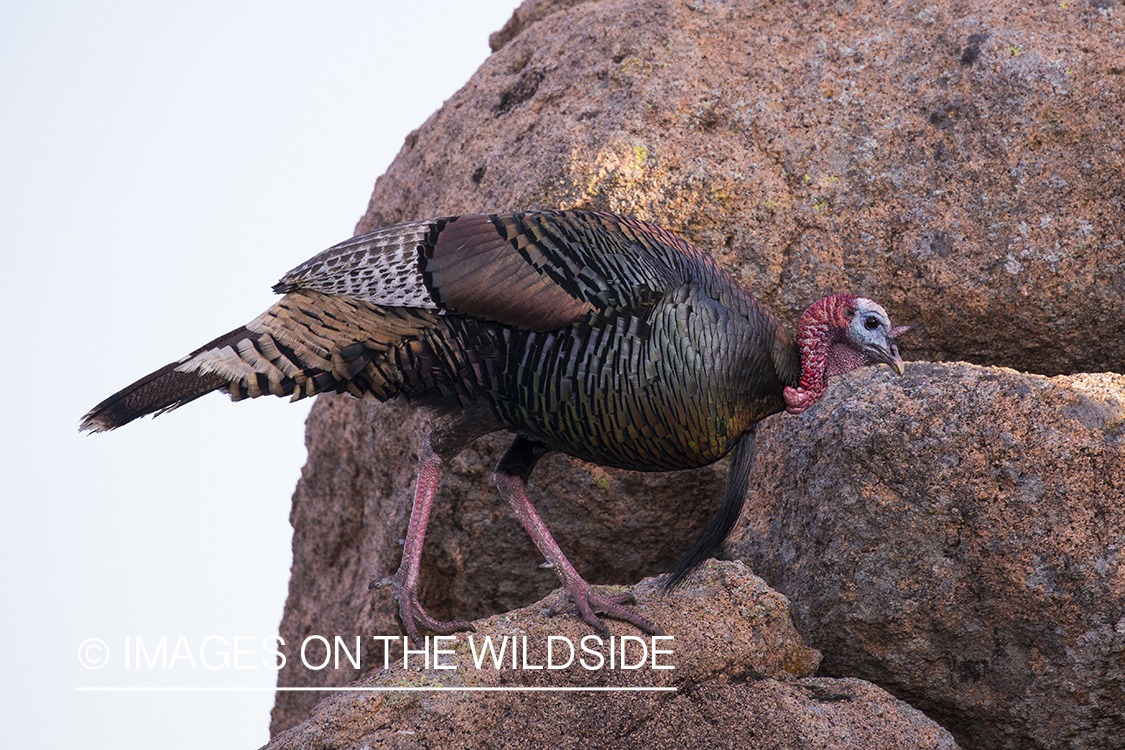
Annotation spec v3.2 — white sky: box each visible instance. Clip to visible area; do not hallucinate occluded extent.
[0,1,519,747]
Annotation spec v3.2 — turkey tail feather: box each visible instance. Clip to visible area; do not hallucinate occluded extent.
[662,427,756,590]
[79,328,245,433]
[80,290,444,433]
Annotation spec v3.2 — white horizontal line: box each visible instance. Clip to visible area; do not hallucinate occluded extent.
[75,686,676,693]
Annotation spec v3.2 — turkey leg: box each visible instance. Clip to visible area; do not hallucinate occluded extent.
[494,434,661,636]
[376,434,476,645]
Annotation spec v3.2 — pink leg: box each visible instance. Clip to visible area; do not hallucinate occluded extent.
[493,437,661,636]
[373,435,475,644]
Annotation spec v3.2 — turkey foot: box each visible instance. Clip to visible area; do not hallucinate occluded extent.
[390,578,475,645]
[369,574,476,645]
[547,586,660,636]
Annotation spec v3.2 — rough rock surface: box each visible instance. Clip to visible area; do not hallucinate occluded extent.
[265,562,960,750]
[730,364,1125,750]
[271,0,1124,745]
[360,0,1124,375]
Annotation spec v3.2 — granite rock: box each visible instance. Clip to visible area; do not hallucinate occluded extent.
[266,562,959,750]
[731,364,1125,749]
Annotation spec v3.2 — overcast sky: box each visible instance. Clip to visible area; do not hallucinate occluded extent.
[0,1,520,747]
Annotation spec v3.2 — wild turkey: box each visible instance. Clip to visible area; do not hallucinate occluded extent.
[81,210,909,642]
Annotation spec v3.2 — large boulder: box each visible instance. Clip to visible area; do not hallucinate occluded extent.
[730,364,1125,749]
[266,562,960,750]
[359,0,1125,374]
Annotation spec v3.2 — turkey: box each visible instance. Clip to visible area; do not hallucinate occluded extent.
[81,210,909,642]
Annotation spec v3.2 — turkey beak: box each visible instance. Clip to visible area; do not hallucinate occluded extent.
[888,349,905,376]
[881,325,912,376]
[863,339,905,376]
[877,341,905,376]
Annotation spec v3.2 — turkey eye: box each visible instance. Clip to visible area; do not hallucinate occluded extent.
[864,316,880,330]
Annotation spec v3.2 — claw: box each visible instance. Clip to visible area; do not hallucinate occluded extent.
[547,585,661,637]
[392,585,478,645]
[386,573,476,647]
